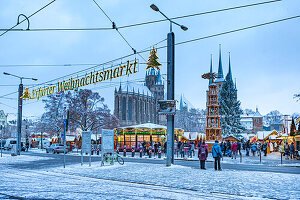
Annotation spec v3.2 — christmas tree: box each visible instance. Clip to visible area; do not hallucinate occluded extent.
[146,46,162,70]
[219,57,244,136]
[290,118,296,136]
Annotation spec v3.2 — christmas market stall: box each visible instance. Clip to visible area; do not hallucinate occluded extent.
[114,122,183,151]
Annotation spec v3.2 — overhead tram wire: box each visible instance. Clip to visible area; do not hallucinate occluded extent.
[1,15,299,99]
[91,0,146,62]
[0,0,57,37]
[118,0,282,29]
[0,0,282,32]
[0,63,102,68]
[152,15,300,50]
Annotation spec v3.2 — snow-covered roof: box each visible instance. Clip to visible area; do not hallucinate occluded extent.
[256,131,273,140]
[117,82,153,97]
[123,122,166,129]
[241,118,253,122]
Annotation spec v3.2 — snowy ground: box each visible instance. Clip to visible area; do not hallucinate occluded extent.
[0,153,299,200]
[0,153,51,164]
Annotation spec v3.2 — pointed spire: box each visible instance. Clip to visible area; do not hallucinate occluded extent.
[226,52,233,82]
[235,78,237,90]
[157,70,162,84]
[217,44,224,79]
[215,44,224,83]
[180,94,184,110]
[119,81,122,92]
[209,54,213,85]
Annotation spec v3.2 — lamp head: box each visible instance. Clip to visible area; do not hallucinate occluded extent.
[32,78,38,81]
[180,25,188,31]
[150,4,159,12]
[3,72,10,75]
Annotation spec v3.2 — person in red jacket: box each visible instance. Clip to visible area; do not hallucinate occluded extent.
[231,141,238,159]
[198,141,208,169]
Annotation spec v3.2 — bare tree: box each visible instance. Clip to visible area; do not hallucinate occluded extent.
[65,89,118,131]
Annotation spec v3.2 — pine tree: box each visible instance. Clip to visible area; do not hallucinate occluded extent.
[219,70,244,136]
[290,118,296,136]
[146,46,162,70]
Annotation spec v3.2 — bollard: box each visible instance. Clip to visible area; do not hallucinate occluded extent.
[140,148,143,158]
[158,148,162,158]
[149,148,152,158]
[97,148,100,155]
[240,153,242,163]
[123,145,126,157]
[131,146,135,157]
[91,147,94,155]
[260,150,262,164]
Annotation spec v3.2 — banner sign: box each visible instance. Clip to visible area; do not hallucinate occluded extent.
[82,131,91,154]
[101,129,114,153]
[21,60,138,100]
[157,100,176,115]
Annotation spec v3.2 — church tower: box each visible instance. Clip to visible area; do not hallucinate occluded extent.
[214,45,225,94]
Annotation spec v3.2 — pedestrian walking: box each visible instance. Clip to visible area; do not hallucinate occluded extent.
[212,140,223,171]
[231,141,237,159]
[237,141,241,155]
[154,142,158,156]
[251,143,257,156]
[262,143,267,156]
[246,140,250,156]
[220,142,225,155]
[284,142,290,160]
[290,142,295,159]
[198,141,208,169]
[191,141,195,157]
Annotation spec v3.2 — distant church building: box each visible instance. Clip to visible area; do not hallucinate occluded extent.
[114,47,165,126]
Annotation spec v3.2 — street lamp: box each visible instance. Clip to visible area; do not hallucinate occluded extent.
[150,4,188,166]
[3,72,37,155]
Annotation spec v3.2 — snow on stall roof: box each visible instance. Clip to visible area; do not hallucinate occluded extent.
[256,131,273,140]
[241,118,253,122]
[123,122,166,129]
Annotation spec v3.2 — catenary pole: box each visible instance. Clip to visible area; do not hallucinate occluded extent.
[166,27,175,166]
[17,83,23,155]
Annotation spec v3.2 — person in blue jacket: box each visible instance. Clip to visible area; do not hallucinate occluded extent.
[212,140,223,171]
[251,143,257,156]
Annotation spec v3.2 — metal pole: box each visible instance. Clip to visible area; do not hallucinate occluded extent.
[166,29,175,167]
[41,132,43,150]
[17,83,23,155]
[281,152,283,165]
[63,124,66,168]
[260,150,262,164]
[81,149,83,166]
[1,125,3,157]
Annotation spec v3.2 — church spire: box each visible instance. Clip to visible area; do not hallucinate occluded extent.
[157,70,162,84]
[217,44,224,79]
[226,52,233,82]
[209,54,213,85]
[180,94,184,110]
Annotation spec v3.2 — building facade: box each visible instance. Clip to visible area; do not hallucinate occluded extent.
[114,68,164,127]
[241,108,264,134]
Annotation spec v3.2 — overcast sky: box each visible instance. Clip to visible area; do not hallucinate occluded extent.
[0,0,299,121]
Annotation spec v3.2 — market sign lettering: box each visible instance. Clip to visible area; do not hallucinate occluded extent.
[21,60,138,100]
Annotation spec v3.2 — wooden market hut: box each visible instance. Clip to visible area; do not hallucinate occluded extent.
[224,135,241,142]
[114,122,184,150]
